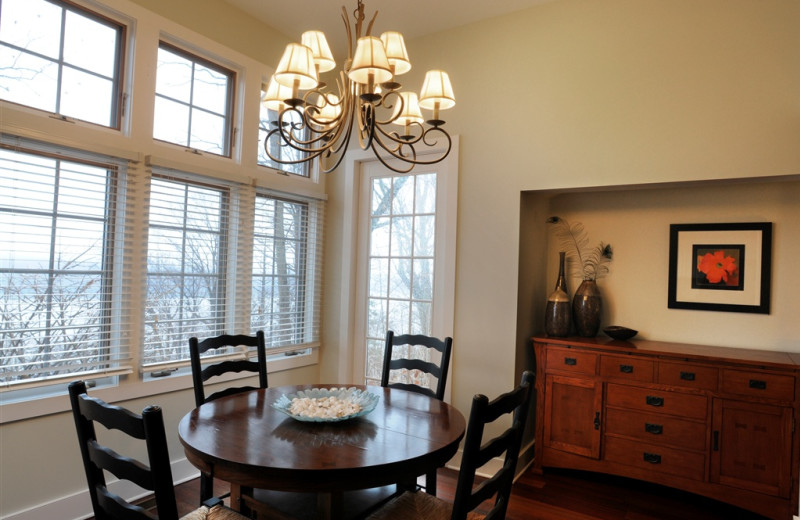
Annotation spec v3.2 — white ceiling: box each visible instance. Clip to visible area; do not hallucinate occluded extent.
[222,0,554,52]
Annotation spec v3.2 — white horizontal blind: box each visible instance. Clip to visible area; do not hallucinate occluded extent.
[251,191,324,350]
[141,171,234,368]
[0,143,134,390]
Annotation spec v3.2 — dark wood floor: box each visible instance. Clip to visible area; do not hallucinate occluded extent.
[165,466,769,520]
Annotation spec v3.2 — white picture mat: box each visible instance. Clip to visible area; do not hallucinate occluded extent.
[675,229,763,306]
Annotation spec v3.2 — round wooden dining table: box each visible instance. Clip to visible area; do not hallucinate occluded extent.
[178,384,466,519]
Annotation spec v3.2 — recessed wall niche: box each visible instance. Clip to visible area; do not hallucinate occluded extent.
[516,176,800,361]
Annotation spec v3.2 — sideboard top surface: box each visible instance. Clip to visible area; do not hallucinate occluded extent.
[532,336,800,370]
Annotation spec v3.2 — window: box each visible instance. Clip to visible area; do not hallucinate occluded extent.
[257,87,309,177]
[251,193,323,351]
[0,145,132,391]
[362,172,437,385]
[351,149,459,395]
[154,42,234,156]
[0,0,124,127]
[142,174,230,369]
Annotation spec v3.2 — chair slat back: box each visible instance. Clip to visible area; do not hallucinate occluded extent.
[189,330,268,407]
[381,330,453,401]
[69,380,180,520]
[451,371,535,520]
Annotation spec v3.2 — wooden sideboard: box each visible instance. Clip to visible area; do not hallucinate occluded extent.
[532,336,800,520]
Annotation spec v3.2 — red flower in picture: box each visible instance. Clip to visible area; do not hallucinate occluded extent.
[697,250,737,284]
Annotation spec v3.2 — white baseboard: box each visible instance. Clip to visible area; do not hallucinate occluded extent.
[1,459,199,520]
[445,438,535,480]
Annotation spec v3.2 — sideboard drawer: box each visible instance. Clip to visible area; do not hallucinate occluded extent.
[600,355,655,383]
[606,383,707,420]
[604,436,706,481]
[605,408,706,451]
[720,369,795,401]
[658,362,719,391]
[545,347,597,375]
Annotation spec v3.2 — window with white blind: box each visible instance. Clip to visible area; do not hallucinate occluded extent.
[251,192,323,352]
[142,174,232,369]
[0,144,133,392]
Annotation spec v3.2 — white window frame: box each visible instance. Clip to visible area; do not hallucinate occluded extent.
[334,138,459,388]
[0,0,127,128]
[0,0,325,424]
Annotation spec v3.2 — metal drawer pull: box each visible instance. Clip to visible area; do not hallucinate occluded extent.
[594,411,600,430]
[645,395,664,407]
[619,365,634,373]
[680,371,696,381]
[749,379,767,390]
[644,423,663,435]
[564,357,577,366]
[643,452,662,464]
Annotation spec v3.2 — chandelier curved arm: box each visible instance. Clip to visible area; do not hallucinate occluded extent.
[371,120,453,168]
[374,90,404,126]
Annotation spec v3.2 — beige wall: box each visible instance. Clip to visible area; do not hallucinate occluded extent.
[325,0,799,431]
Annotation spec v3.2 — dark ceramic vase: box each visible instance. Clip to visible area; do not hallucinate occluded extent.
[572,279,601,337]
[545,252,571,337]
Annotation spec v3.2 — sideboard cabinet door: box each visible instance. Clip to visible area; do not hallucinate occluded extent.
[543,374,602,459]
[710,398,794,498]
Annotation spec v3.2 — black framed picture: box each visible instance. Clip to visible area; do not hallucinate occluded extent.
[668,222,772,314]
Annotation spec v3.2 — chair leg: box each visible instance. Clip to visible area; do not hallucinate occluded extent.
[425,469,438,496]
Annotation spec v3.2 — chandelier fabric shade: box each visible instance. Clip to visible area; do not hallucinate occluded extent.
[262,0,456,174]
[420,70,456,111]
[274,43,318,91]
[392,92,424,127]
[349,36,393,86]
[262,76,294,112]
[380,31,411,75]
[301,31,336,73]
[315,94,341,124]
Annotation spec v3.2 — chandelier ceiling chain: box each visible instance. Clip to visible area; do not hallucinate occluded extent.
[262,1,456,174]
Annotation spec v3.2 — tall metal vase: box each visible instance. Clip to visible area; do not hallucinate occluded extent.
[545,252,571,337]
[572,279,601,337]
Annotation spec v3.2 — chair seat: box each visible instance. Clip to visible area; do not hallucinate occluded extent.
[181,504,250,520]
[365,491,485,520]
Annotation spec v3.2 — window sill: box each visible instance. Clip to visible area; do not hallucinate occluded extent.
[0,348,318,424]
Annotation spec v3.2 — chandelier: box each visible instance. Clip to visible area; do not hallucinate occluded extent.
[262,0,456,174]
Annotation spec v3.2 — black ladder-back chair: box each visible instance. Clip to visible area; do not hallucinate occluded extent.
[381,330,452,401]
[189,331,269,502]
[68,380,248,520]
[381,330,453,495]
[366,370,536,520]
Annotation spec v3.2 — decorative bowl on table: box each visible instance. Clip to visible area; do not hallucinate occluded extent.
[272,387,380,422]
[603,326,638,341]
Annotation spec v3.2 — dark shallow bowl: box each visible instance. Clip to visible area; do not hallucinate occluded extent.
[604,326,638,341]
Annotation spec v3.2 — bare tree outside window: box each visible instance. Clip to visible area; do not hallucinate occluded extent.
[0,148,121,385]
[0,0,123,127]
[154,43,233,156]
[143,177,228,366]
[252,195,308,347]
[364,173,437,387]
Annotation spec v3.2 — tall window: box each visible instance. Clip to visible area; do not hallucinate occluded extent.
[142,175,229,368]
[0,145,131,391]
[257,86,309,177]
[363,171,437,386]
[154,42,234,156]
[0,0,124,127]
[251,193,321,349]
